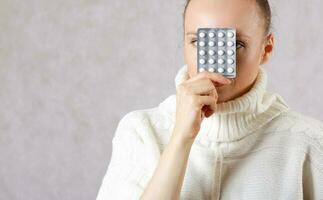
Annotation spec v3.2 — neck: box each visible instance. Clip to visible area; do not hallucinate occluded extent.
[217,77,256,104]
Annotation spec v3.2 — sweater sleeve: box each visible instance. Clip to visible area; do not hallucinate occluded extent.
[302,129,323,199]
[96,112,147,200]
[302,156,323,199]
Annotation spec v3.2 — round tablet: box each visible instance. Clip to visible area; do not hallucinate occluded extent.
[217,67,224,73]
[227,41,234,47]
[199,59,206,64]
[199,68,206,72]
[218,59,224,64]
[199,41,206,47]
[217,32,225,38]
[227,50,234,56]
[208,68,215,72]
[227,67,234,73]
[208,59,215,64]
[199,50,206,55]
[199,32,206,38]
[227,59,234,64]
[227,31,234,38]
[208,32,215,38]
[218,50,225,56]
[218,41,224,47]
[208,50,215,55]
[208,41,215,47]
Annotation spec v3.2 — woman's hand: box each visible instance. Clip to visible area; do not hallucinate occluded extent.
[172,71,232,143]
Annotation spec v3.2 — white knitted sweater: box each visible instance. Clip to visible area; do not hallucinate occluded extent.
[96,64,323,200]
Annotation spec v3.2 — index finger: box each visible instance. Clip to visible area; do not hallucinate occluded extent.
[188,70,232,84]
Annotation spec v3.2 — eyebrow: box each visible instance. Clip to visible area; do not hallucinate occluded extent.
[186,30,250,39]
[186,31,196,36]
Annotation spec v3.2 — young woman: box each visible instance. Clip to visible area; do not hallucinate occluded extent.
[97,0,323,199]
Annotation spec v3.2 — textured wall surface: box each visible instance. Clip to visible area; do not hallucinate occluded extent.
[0,0,322,199]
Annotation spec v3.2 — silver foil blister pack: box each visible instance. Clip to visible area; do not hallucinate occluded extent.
[197,28,236,78]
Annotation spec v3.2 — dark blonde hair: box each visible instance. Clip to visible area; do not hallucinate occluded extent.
[183,0,272,35]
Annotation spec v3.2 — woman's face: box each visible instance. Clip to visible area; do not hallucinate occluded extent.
[184,0,274,103]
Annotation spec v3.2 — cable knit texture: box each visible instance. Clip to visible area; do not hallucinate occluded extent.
[97,64,323,200]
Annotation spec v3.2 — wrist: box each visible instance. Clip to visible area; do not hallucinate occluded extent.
[170,131,195,149]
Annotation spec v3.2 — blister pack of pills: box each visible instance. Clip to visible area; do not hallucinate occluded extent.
[197,28,236,78]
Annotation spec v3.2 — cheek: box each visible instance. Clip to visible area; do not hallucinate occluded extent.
[233,48,262,87]
[184,44,197,68]
[237,49,257,64]
[236,46,262,71]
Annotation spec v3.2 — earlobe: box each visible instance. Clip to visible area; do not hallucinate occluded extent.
[260,34,274,65]
[265,34,274,54]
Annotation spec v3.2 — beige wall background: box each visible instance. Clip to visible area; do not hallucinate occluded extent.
[0,0,322,199]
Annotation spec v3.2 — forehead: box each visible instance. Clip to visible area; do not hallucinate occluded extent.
[185,0,262,37]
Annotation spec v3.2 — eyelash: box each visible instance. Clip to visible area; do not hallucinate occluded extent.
[190,39,245,49]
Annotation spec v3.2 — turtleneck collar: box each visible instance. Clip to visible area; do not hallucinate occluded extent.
[159,64,290,143]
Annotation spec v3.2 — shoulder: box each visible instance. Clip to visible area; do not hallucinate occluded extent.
[266,109,323,143]
[115,95,176,142]
[263,108,323,151]
[266,109,323,168]
[270,109,323,137]
[119,97,175,130]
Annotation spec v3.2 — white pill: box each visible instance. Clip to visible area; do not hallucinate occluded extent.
[217,67,224,73]
[227,41,234,47]
[227,50,234,56]
[218,59,224,64]
[227,59,234,64]
[218,50,225,56]
[218,41,224,46]
[227,67,234,73]
[227,31,234,38]
[199,59,206,64]
[199,50,206,55]
[218,32,225,38]
[199,41,206,46]
[199,68,206,72]
[208,59,215,64]
[208,41,215,47]
[208,50,215,55]
[208,32,215,38]
[208,68,215,72]
[199,32,206,38]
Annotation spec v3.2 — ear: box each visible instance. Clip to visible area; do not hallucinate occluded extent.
[259,33,274,65]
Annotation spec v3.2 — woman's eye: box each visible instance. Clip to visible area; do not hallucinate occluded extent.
[236,41,245,49]
[191,39,197,46]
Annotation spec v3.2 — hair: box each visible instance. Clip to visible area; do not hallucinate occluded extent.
[183,0,272,36]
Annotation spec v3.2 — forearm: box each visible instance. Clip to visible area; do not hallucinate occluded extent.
[140,132,194,200]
